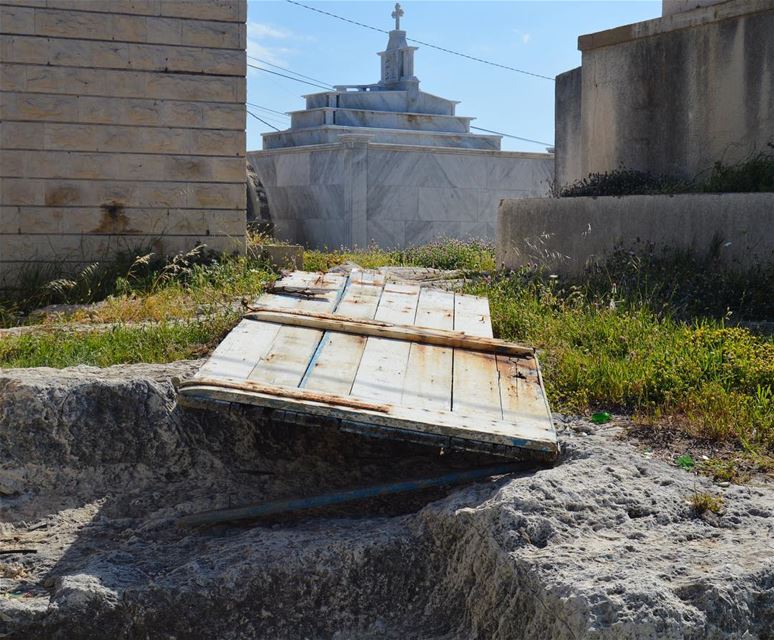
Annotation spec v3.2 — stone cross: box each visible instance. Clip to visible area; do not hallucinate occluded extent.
[391,3,404,30]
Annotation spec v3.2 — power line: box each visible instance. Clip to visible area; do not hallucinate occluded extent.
[247,102,291,118]
[247,63,332,91]
[247,55,334,89]
[247,109,281,131]
[470,126,551,147]
[285,0,554,82]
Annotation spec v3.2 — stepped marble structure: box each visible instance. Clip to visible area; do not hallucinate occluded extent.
[248,4,553,249]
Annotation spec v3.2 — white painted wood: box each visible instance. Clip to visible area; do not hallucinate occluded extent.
[349,283,421,405]
[188,270,558,459]
[453,293,493,338]
[497,354,554,429]
[452,292,502,419]
[246,272,345,387]
[401,288,454,411]
[302,281,384,395]
[194,318,280,381]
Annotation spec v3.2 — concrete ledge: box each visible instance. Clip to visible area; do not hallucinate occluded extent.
[578,0,773,51]
[496,193,774,274]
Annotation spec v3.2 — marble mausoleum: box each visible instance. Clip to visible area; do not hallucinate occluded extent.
[248,4,553,249]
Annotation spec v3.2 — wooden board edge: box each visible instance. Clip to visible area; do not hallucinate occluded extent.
[178,384,559,456]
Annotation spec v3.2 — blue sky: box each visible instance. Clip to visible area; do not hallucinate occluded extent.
[246,1,661,152]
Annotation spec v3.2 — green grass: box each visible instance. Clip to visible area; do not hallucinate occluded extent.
[303,237,496,272]
[0,314,236,368]
[466,270,773,452]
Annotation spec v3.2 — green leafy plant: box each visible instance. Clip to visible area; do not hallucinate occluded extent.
[676,454,695,471]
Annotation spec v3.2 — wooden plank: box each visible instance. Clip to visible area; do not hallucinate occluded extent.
[497,354,554,429]
[452,293,502,420]
[243,307,534,357]
[194,272,347,381]
[245,273,345,388]
[401,288,455,412]
[302,281,384,395]
[179,382,557,455]
[349,283,421,405]
[454,293,493,338]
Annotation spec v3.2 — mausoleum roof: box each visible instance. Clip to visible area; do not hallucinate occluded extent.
[262,3,501,151]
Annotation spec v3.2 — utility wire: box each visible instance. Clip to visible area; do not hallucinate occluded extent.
[248,63,332,90]
[247,109,281,131]
[285,0,554,81]
[471,126,551,147]
[247,55,334,89]
[247,102,291,118]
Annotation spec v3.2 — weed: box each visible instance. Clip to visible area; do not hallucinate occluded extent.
[676,454,695,471]
[689,492,724,515]
[303,237,495,273]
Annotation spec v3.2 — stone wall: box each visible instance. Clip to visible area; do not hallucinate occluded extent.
[496,193,774,274]
[554,0,774,187]
[248,138,553,249]
[0,0,247,286]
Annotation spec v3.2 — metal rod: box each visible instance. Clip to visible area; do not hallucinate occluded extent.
[177,464,522,528]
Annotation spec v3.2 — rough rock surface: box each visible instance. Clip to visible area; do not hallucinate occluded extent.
[0,363,772,639]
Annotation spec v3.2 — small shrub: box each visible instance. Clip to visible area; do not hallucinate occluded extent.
[675,454,695,470]
[701,149,774,193]
[559,169,689,197]
[689,492,724,515]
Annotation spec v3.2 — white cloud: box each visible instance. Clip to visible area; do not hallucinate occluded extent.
[246,22,296,65]
[522,33,531,45]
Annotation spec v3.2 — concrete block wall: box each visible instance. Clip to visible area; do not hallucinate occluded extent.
[0,0,247,286]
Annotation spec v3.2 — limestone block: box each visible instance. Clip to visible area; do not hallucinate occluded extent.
[23,65,105,96]
[10,206,244,237]
[34,9,109,39]
[146,73,242,103]
[0,122,44,149]
[201,103,244,130]
[110,13,148,42]
[44,1,161,17]
[136,182,188,208]
[159,100,202,127]
[3,35,244,76]
[127,42,244,75]
[160,0,243,23]
[0,5,35,33]
[2,92,79,120]
[124,100,163,126]
[0,149,25,177]
[181,20,242,49]
[146,16,182,45]
[0,178,45,206]
[0,63,26,91]
[191,129,245,156]
[0,206,20,234]
[188,183,245,209]
[163,156,245,182]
